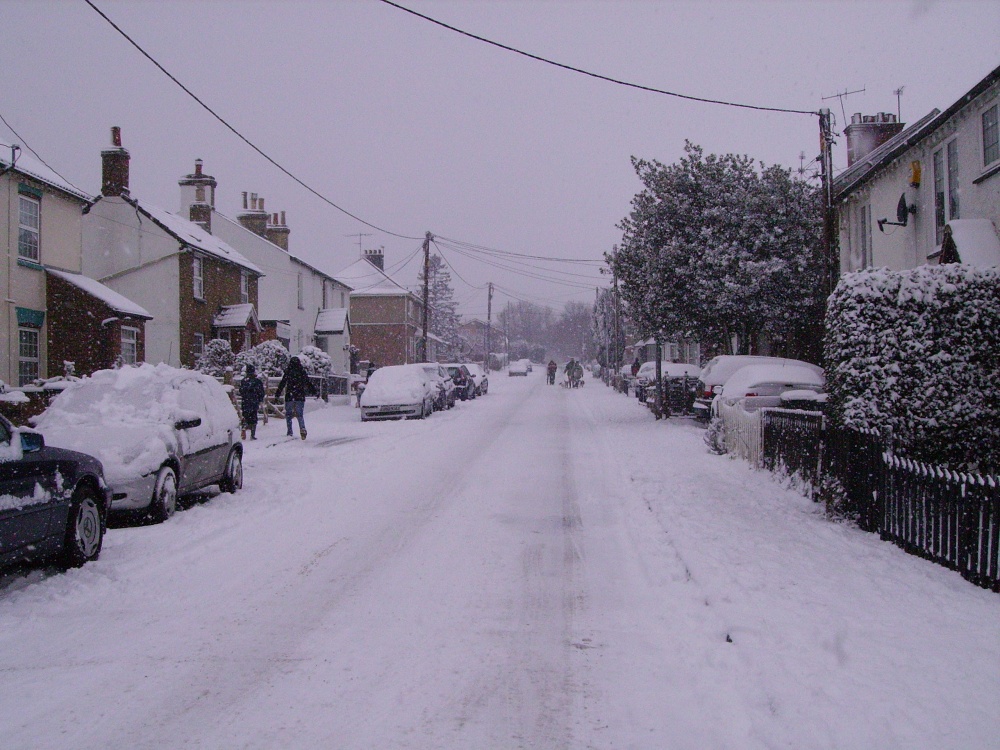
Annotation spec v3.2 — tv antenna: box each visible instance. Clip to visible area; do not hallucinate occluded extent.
[345,232,372,255]
[822,86,866,125]
[893,86,905,121]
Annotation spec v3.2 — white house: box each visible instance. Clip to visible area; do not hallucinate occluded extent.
[834,64,1000,273]
[177,161,354,373]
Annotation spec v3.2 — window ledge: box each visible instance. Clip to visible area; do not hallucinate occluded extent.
[973,161,1000,185]
[17,258,43,270]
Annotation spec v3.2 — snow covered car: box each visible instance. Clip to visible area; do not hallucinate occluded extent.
[508,359,529,376]
[34,364,243,522]
[0,413,110,569]
[417,363,456,410]
[694,355,824,422]
[465,363,489,395]
[712,363,825,415]
[443,364,476,401]
[635,361,700,400]
[360,365,437,421]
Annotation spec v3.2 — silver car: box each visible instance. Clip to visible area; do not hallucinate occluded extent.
[35,364,243,522]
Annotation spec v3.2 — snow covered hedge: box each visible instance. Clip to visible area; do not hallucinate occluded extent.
[825,265,1000,472]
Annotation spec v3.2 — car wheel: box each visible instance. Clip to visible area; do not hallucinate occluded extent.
[62,485,104,568]
[150,465,178,523]
[220,448,243,494]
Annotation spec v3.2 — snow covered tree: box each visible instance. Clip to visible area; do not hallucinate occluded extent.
[825,265,1000,473]
[235,339,290,377]
[609,142,825,360]
[419,254,462,359]
[195,339,235,377]
[296,345,333,377]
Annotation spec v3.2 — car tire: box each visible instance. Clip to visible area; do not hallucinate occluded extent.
[62,485,104,568]
[220,448,243,494]
[150,465,178,523]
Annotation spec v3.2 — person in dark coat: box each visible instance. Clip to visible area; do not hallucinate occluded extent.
[238,363,266,441]
[631,357,641,377]
[274,356,315,439]
[546,359,557,385]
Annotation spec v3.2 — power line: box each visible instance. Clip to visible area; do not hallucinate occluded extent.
[0,111,90,197]
[434,238,605,281]
[84,0,423,242]
[437,235,605,264]
[378,0,817,117]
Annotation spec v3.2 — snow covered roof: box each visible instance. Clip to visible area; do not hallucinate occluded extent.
[938,220,1000,268]
[131,199,262,275]
[0,140,91,202]
[314,308,348,334]
[47,268,152,319]
[213,303,261,330]
[334,257,414,298]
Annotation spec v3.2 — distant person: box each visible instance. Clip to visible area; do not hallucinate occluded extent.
[631,357,641,377]
[366,361,377,380]
[238,363,266,441]
[275,355,315,439]
[546,359,557,385]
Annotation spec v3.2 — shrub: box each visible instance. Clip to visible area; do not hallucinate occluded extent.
[235,340,290,377]
[296,346,333,377]
[825,265,1000,472]
[195,339,235,377]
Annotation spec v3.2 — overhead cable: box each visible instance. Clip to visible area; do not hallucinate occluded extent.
[0,111,90,196]
[378,0,817,116]
[84,0,423,241]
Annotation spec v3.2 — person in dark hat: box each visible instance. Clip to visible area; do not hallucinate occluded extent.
[238,363,266,441]
[275,355,315,439]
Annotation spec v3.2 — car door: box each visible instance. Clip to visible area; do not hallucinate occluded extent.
[175,379,216,492]
[191,379,236,486]
[0,421,60,563]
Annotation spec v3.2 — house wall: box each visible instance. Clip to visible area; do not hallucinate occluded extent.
[351,323,409,367]
[107,255,180,366]
[839,78,1000,274]
[45,272,146,376]
[1,172,86,384]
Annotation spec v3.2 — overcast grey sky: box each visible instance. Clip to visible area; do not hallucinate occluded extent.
[3,0,998,318]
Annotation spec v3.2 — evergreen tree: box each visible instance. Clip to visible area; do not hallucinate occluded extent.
[419,254,462,359]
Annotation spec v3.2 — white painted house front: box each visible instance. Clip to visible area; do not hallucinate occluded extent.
[834,65,1000,273]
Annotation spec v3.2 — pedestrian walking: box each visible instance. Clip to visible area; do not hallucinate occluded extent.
[274,355,315,439]
[237,364,266,441]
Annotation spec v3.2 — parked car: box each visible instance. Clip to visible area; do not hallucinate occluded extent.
[0,413,110,569]
[713,363,825,415]
[694,355,824,422]
[444,364,476,400]
[525,360,533,373]
[635,361,700,400]
[509,359,529,376]
[417,363,456,410]
[465,363,489,395]
[360,365,437,421]
[35,363,244,523]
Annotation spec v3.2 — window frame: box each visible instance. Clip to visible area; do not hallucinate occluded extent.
[240,270,249,305]
[18,194,40,262]
[983,103,999,169]
[193,333,205,359]
[192,255,204,300]
[18,326,40,386]
[120,326,139,365]
[297,272,304,310]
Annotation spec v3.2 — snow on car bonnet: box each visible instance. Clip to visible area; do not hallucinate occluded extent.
[360,366,426,403]
[721,364,824,397]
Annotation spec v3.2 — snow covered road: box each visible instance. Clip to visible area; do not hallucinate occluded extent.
[1,373,997,749]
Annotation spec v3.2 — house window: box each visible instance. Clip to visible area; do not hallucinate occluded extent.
[193,256,204,299]
[322,281,328,310]
[193,333,205,359]
[240,270,249,304]
[18,195,40,261]
[340,291,345,307]
[932,142,961,246]
[297,272,304,310]
[121,326,138,365]
[18,327,39,386]
[947,139,960,222]
[983,104,998,167]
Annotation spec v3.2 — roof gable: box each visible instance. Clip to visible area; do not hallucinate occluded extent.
[47,268,152,318]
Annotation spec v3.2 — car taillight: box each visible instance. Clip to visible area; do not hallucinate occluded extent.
[745,391,758,397]
[703,390,713,398]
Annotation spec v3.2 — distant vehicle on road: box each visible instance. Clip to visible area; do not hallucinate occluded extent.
[418,363,457,411]
[0,413,109,569]
[509,360,529,376]
[443,364,476,401]
[465,363,489,395]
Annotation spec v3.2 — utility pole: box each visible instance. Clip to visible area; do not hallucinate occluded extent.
[613,269,621,374]
[485,282,493,373]
[818,109,837,297]
[421,231,432,363]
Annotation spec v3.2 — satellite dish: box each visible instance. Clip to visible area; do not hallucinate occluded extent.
[896,193,909,225]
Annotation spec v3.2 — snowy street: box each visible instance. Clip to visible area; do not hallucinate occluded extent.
[1,373,997,749]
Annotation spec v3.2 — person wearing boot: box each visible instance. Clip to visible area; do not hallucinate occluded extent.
[274,355,315,439]
[238,363,266,441]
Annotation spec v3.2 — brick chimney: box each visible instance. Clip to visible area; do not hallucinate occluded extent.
[845,112,905,167]
[364,246,385,270]
[189,186,212,234]
[101,126,130,197]
[265,210,290,251]
[179,158,218,211]
[237,192,268,237]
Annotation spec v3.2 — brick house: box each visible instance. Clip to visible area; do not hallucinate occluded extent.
[334,249,432,366]
[82,128,262,368]
[45,269,152,375]
[177,161,354,372]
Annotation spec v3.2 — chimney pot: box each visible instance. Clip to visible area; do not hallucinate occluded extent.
[259,197,265,212]
[280,210,286,226]
[242,191,248,209]
[111,126,121,147]
[194,158,203,176]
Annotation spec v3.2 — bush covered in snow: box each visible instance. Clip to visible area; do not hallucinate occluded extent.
[296,346,333,377]
[194,339,235,377]
[825,265,1000,472]
[234,340,290,377]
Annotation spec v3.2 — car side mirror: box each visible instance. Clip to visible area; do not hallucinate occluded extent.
[20,431,44,453]
[174,417,203,430]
